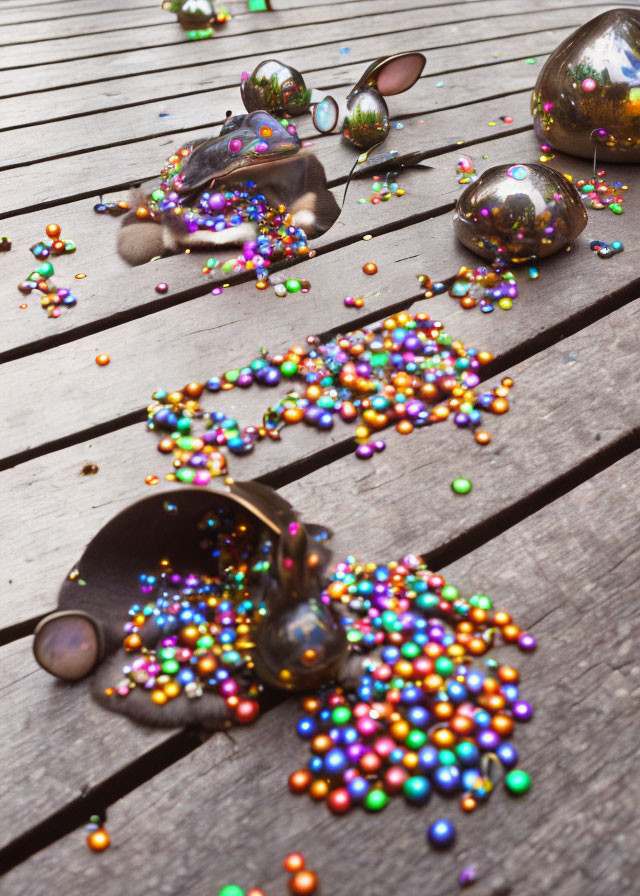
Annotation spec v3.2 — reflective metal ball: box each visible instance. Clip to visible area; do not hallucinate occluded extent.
[241,59,311,116]
[342,88,390,149]
[453,163,588,262]
[531,8,640,162]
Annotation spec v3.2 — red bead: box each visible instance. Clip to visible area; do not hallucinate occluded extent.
[233,699,260,725]
[327,787,351,814]
[383,766,408,794]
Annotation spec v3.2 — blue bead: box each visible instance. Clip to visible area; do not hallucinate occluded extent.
[427,818,456,848]
[309,756,323,773]
[407,706,430,728]
[418,746,439,773]
[324,748,348,775]
[455,741,480,766]
[434,765,461,794]
[296,717,316,738]
[347,777,369,801]
[496,742,518,768]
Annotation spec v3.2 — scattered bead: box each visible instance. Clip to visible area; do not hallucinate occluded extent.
[362,262,378,275]
[452,477,472,494]
[505,768,531,795]
[428,819,456,849]
[156,282,169,293]
[87,827,110,852]
[95,353,111,366]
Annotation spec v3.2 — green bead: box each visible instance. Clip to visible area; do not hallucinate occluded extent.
[197,635,214,649]
[435,656,454,677]
[332,706,351,725]
[218,887,245,896]
[38,261,54,278]
[401,641,420,659]
[157,647,175,661]
[416,594,439,612]
[176,436,194,451]
[474,594,492,610]
[285,278,302,293]
[364,789,389,812]
[251,359,267,371]
[505,769,531,796]
[224,369,240,383]
[176,417,191,433]
[452,477,472,494]
[280,361,297,376]
[151,189,165,202]
[441,584,458,601]
[176,468,195,483]
[610,202,623,214]
[406,729,427,750]
[162,659,179,675]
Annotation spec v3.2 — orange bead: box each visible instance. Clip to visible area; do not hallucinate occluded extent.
[470,607,488,624]
[311,734,332,754]
[283,407,305,424]
[309,779,329,800]
[460,795,477,812]
[151,690,167,705]
[477,351,493,364]
[468,637,487,655]
[461,296,476,309]
[288,769,312,794]
[433,701,454,720]
[289,869,319,895]
[498,665,519,684]
[284,852,306,873]
[475,430,491,445]
[390,720,410,741]
[502,624,521,642]
[491,397,509,414]
[158,437,175,453]
[87,828,110,851]
[431,728,455,748]
[491,713,514,736]
[363,262,378,275]
[494,610,511,627]
[46,223,61,239]
[123,633,141,651]
[184,382,203,398]
[95,353,110,366]
[450,714,475,736]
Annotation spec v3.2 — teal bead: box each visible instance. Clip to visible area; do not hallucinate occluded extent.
[505,769,531,795]
[403,775,431,804]
[38,261,55,278]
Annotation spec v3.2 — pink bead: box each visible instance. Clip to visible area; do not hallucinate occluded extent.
[229,138,242,153]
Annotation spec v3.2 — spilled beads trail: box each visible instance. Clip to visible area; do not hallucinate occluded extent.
[289,555,535,828]
[16,223,78,317]
[576,169,628,213]
[358,171,405,204]
[147,310,513,485]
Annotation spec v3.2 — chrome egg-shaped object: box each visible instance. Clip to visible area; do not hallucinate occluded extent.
[342,88,390,149]
[531,8,640,162]
[453,163,588,262]
[241,59,311,116]
[176,0,214,29]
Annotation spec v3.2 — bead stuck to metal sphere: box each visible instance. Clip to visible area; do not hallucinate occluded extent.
[531,9,640,162]
[453,163,587,262]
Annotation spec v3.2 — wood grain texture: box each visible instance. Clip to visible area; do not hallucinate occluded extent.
[0,0,559,67]
[0,55,544,168]
[0,4,612,95]
[0,26,574,132]
[2,137,639,463]
[2,448,637,895]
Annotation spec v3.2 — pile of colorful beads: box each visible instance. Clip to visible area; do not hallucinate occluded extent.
[576,170,627,214]
[105,502,271,717]
[217,853,319,896]
[17,225,78,317]
[590,238,623,259]
[358,172,405,204]
[445,262,520,312]
[147,310,513,484]
[31,222,76,259]
[288,555,535,825]
[139,138,310,288]
[94,200,131,216]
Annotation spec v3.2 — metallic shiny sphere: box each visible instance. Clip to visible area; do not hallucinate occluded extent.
[453,162,588,262]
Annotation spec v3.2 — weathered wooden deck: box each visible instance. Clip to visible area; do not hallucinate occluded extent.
[1,0,639,893]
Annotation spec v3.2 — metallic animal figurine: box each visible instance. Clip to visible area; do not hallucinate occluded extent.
[239,54,426,150]
[117,111,340,266]
[33,483,354,729]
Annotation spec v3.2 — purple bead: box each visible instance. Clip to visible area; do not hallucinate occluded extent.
[459,866,477,887]
[518,632,537,651]
[405,399,425,418]
[373,440,386,452]
[208,192,226,211]
[478,729,500,751]
[237,373,253,388]
[512,700,533,722]
[356,443,374,459]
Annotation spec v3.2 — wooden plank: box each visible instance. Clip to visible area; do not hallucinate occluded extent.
[0,83,535,215]
[2,444,637,893]
[0,5,597,97]
[0,1,621,70]
[2,128,638,462]
[0,55,543,168]
[0,127,541,362]
[1,260,638,636]
[0,1,158,28]
[0,25,571,130]
[0,636,186,853]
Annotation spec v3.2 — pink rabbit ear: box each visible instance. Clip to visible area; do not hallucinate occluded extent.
[351,53,426,98]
